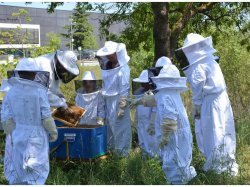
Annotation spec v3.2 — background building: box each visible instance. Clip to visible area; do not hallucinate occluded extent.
[0,5,126,50]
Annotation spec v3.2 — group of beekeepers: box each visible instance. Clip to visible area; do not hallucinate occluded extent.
[0,33,238,185]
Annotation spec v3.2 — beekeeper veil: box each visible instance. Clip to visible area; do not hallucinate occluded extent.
[96,41,130,70]
[175,33,216,70]
[148,56,173,90]
[10,58,50,88]
[151,64,188,92]
[132,70,150,96]
[75,71,102,94]
[54,50,79,83]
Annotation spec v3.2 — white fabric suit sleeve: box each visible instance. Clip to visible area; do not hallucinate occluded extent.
[158,96,178,149]
[97,94,105,119]
[159,96,178,121]
[48,90,67,108]
[119,65,130,96]
[189,64,206,106]
[39,90,52,119]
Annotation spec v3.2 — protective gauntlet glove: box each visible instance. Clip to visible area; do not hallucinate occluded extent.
[117,96,128,118]
[159,118,177,149]
[42,117,58,142]
[129,95,156,109]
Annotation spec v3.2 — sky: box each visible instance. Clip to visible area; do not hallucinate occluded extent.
[0,2,76,10]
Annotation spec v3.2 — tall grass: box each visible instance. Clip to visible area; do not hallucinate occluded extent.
[1,114,248,185]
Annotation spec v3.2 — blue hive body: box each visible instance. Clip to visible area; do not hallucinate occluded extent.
[50,120,107,159]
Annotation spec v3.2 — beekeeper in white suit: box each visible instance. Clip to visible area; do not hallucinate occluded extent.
[75,71,105,125]
[151,63,197,184]
[1,60,57,184]
[130,56,173,158]
[132,70,157,157]
[15,50,79,110]
[96,41,131,156]
[175,33,238,176]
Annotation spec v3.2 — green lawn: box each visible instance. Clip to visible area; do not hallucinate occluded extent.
[0,115,249,185]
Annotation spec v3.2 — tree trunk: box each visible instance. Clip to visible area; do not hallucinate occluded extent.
[151,2,171,64]
[169,34,179,59]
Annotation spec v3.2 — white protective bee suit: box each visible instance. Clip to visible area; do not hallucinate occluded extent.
[75,71,105,125]
[1,62,54,184]
[133,70,157,157]
[15,50,79,108]
[151,63,197,184]
[97,41,131,156]
[175,33,238,176]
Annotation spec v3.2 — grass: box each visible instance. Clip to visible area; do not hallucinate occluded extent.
[0,115,249,185]
[0,64,249,185]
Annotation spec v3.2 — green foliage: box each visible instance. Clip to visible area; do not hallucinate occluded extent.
[129,42,154,79]
[0,9,32,57]
[46,32,61,49]
[0,62,17,83]
[119,3,154,52]
[215,28,250,118]
[30,32,62,58]
[62,3,98,50]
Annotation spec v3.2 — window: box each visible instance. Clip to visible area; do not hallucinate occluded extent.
[0,23,40,48]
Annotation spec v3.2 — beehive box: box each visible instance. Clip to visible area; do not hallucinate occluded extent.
[52,105,86,127]
[50,120,107,160]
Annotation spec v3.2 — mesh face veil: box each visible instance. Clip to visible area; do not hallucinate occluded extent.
[7,70,50,88]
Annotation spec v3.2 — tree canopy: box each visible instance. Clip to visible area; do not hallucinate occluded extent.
[45,2,249,62]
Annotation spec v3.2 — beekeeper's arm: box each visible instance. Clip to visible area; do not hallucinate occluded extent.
[117,69,130,118]
[129,92,156,109]
[188,64,206,120]
[40,90,58,142]
[48,81,68,109]
[158,96,178,149]
[1,95,15,135]
[38,56,68,109]
[97,94,105,125]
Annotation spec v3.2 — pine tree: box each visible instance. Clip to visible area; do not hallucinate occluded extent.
[62,3,98,50]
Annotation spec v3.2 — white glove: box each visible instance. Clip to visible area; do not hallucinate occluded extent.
[191,104,201,120]
[129,98,143,109]
[141,94,156,107]
[42,117,58,142]
[129,94,156,109]
[147,112,156,136]
[159,118,177,149]
[97,117,104,126]
[117,96,127,118]
[2,118,16,135]
[145,90,154,96]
